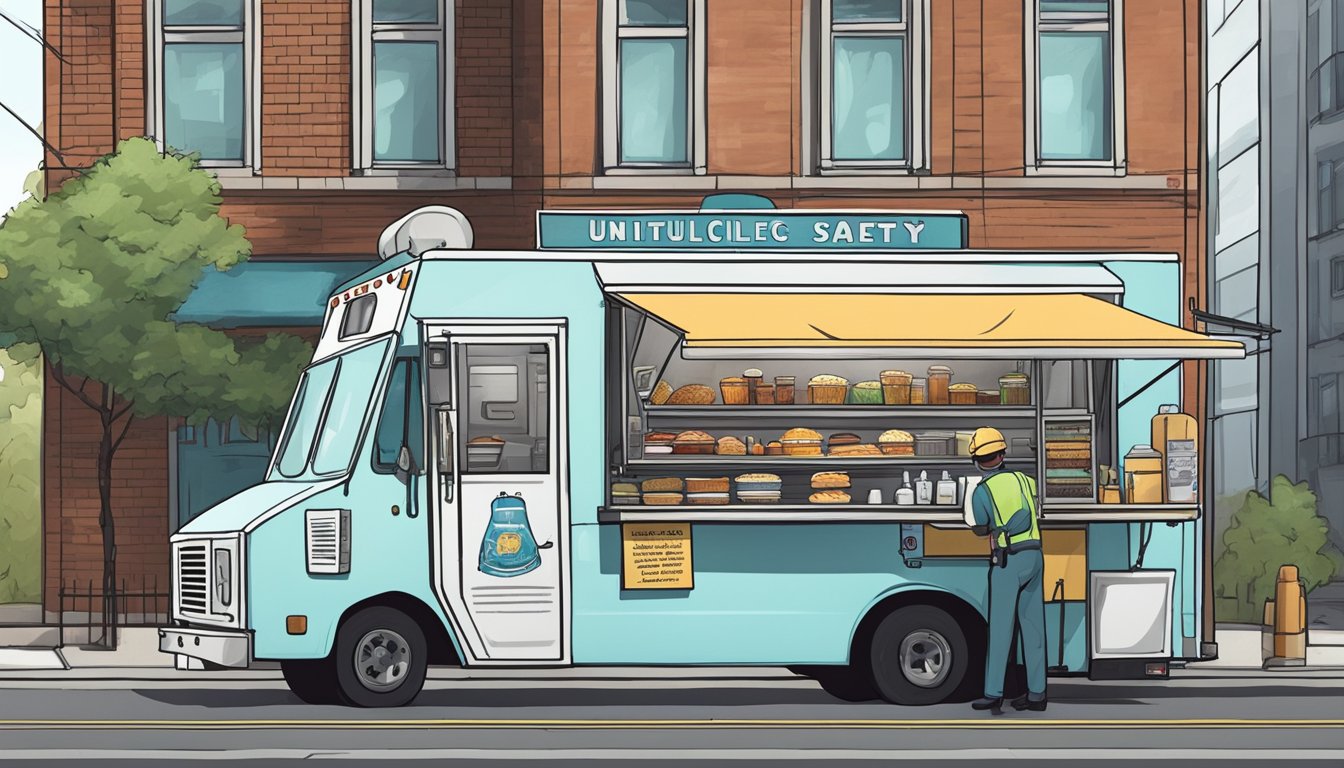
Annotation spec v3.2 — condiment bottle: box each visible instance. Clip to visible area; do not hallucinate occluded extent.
[895,472,915,506]
[936,471,957,505]
[915,470,933,505]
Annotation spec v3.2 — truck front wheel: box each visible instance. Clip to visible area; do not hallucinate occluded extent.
[281,658,342,705]
[333,606,429,708]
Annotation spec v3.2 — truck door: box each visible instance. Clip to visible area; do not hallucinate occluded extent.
[427,324,569,663]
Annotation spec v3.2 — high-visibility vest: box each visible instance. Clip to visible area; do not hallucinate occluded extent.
[985,471,1041,551]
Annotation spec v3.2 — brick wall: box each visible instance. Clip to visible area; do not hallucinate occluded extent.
[260,0,352,175]
[457,0,513,176]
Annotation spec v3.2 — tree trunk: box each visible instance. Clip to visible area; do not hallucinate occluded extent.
[97,386,117,649]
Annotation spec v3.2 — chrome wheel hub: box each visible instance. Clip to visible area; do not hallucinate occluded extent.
[355,629,411,692]
[899,629,952,688]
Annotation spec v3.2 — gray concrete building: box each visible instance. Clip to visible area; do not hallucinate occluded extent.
[1206,0,1344,546]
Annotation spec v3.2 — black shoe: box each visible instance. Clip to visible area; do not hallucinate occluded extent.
[971,696,1003,713]
[1011,694,1047,711]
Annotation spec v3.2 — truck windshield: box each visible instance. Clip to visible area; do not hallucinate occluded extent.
[270,339,391,480]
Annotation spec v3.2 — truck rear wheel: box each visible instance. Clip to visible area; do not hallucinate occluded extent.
[869,605,969,706]
[281,658,342,705]
[334,606,428,708]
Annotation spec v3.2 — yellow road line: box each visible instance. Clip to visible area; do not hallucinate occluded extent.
[0,719,1338,730]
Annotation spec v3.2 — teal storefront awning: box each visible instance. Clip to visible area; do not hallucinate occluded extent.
[173,260,378,328]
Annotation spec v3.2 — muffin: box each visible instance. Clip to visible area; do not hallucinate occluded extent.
[807,374,849,405]
[878,428,915,456]
[667,384,716,405]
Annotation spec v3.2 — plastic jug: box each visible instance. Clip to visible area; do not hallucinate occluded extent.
[479,492,552,577]
[1124,444,1164,504]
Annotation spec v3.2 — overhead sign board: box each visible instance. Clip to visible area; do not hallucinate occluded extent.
[537,209,968,251]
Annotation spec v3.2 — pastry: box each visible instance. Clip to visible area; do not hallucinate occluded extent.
[687,492,730,505]
[643,492,685,505]
[829,443,882,456]
[611,482,641,505]
[685,477,730,494]
[716,436,747,455]
[809,490,852,504]
[807,374,849,405]
[811,471,852,489]
[672,430,717,455]
[827,432,862,447]
[650,380,673,406]
[878,428,915,456]
[735,472,782,485]
[666,384,716,405]
[782,427,823,442]
[641,477,684,493]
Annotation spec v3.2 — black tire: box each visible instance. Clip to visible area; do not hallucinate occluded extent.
[281,657,343,705]
[333,606,429,708]
[813,667,879,702]
[870,605,970,706]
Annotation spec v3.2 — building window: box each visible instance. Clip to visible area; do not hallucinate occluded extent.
[1320,160,1344,236]
[354,0,455,171]
[1026,0,1125,172]
[1333,256,1344,297]
[150,0,256,166]
[602,0,706,172]
[819,0,928,172]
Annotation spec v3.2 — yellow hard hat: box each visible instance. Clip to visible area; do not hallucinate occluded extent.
[968,427,1007,458]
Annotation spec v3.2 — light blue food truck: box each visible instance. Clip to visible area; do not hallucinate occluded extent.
[161,199,1244,707]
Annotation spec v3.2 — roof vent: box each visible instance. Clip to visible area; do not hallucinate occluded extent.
[377,206,474,260]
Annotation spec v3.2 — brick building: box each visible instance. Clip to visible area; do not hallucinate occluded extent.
[40,0,1207,624]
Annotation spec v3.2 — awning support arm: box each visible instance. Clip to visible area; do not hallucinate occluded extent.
[1188,298,1279,340]
[1116,360,1183,411]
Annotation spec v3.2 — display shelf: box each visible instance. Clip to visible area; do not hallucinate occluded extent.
[1040,503,1200,523]
[643,406,1038,421]
[625,455,1035,468]
[598,505,965,523]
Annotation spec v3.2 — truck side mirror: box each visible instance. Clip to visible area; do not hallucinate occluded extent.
[396,445,416,480]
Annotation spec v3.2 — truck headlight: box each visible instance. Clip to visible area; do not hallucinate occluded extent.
[213,546,233,608]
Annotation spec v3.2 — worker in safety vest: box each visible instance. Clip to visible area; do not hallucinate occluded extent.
[967,427,1047,714]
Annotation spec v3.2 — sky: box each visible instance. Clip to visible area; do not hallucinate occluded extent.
[0,1,43,216]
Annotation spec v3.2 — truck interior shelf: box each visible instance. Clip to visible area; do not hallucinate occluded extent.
[624,456,1037,467]
[643,406,1040,420]
[598,507,967,524]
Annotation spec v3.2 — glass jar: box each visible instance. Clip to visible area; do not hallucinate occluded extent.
[910,378,927,404]
[754,383,776,405]
[774,376,795,405]
[927,366,953,405]
[880,370,913,405]
[999,373,1031,405]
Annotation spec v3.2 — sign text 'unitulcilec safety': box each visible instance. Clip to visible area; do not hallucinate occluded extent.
[536,210,968,251]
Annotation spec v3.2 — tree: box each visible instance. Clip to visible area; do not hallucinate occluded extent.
[0,138,313,643]
[0,344,42,605]
[1213,475,1344,624]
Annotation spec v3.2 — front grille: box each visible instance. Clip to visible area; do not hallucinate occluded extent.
[177,544,209,615]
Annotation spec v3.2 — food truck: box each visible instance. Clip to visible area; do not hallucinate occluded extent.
[160,200,1245,707]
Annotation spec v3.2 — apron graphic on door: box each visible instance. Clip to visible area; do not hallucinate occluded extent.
[479,492,552,577]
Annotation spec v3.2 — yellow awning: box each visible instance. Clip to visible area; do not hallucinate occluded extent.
[616,293,1245,360]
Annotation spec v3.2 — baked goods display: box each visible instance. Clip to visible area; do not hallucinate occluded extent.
[720,377,749,405]
[643,432,677,455]
[809,490,852,504]
[644,367,1029,408]
[643,492,685,505]
[671,430,716,454]
[849,380,883,405]
[830,443,882,456]
[1045,419,1093,498]
[810,471,851,489]
[686,477,731,505]
[650,380,673,406]
[781,427,824,456]
[641,477,684,493]
[716,436,747,455]
[611,482,640,505]
[948,382,979,405]
[735,472,782,504]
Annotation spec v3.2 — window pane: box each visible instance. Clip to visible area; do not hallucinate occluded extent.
[340,294,378,340]
[1215,265,1257,321]
[1040,0,1109,14]
[832,0,903,23]
[312,341,391,476]
[164,42,244,162]
[832,36,905,161]
[373,41,441,163]
[1335,159,1344,228]
[1321,161,1334,235]
[1215,354,1258,415]
[1039,32,1112,161]
[375,361,410,467]
[1334,256,1344,295]
[1217,52,1258,163]
[163,0,242,26]
[620,0,688,27]
[1212,410,1257,496]
[274,360,338,479]
[619,38,688,163]
[1215,146,1258,251]
[373,0,438,23]
[459,345,550,474]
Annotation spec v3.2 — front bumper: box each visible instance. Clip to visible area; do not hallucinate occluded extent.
[158,626,252,668]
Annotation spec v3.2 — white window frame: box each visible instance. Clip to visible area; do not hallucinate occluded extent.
[818,0,928,174]
[146,0,261,172]
[353,0,456,174]
[1024,0,1127,175]
[601,0,707,174]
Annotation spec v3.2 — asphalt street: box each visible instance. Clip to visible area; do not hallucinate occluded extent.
[0,668,1339,765]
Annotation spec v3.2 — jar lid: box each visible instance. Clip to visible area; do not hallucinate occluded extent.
[928,365,953,374]
[744,368,763,378]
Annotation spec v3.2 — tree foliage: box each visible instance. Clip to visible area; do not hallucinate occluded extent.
[1213,476,1344,624]
[0,137,313,632]
[0,344,42,604]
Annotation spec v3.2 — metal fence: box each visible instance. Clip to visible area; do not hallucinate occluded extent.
[58,577,169,650]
